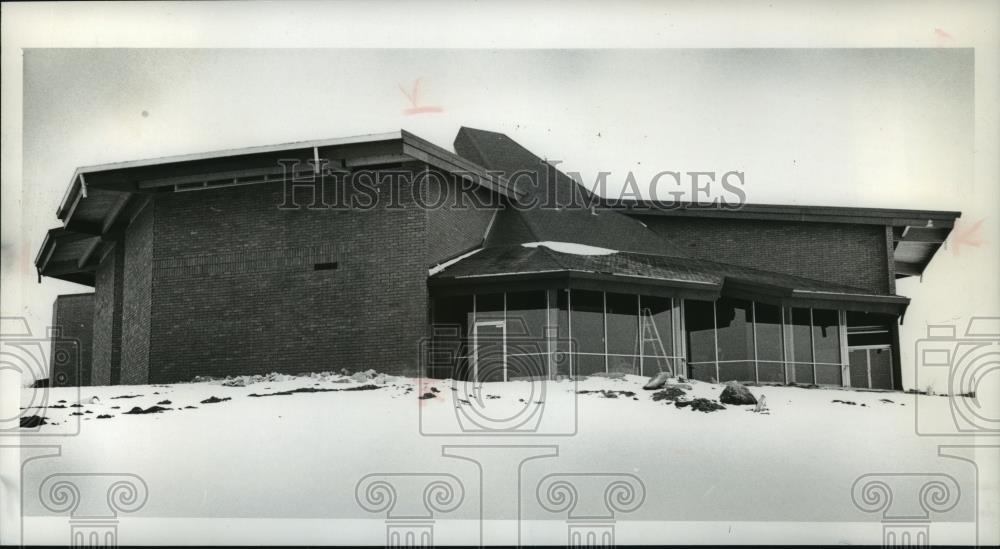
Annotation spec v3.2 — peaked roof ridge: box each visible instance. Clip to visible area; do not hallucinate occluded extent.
[454,126,596,200]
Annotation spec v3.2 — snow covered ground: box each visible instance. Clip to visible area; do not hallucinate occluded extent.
[15,372,985,545]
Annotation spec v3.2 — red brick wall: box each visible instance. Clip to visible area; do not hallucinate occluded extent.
[49,293,94,387]
[635,216,892,294]
[143,175,429,382]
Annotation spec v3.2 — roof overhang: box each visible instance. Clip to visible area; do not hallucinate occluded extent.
[610,200,960,280]
[56,130,517,225]
[35,228,100,286]
[39,130,518,284]
[429,270,909,316]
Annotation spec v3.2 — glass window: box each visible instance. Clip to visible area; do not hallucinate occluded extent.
[505,291,548,378]
[715,298,755,382]
[606,292,640,375]
[791,308,814,384]
[639,295,673,356]
[430,295,473,379]
[506,291,547,342]
[812,308,842,385]
[475,293,504,322]
[639,295,675,375]
[571,290,606,375]
[754,302,785,383]
[684,299,716,381]
[813,309,841,364]
[849,348,869,388]
[606,293,639,356]
[869,348,894,389]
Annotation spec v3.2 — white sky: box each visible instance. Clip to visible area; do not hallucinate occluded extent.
[2,2,997,394]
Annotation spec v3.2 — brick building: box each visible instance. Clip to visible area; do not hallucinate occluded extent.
[37,127,958,390]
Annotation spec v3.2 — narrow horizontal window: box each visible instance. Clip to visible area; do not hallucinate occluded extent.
[313,262,338,271]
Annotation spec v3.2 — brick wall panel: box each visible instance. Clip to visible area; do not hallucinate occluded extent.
[638,216,891,294]
[146,174,428,382]
[49,293,95,387]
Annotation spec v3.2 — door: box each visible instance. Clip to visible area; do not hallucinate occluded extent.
[847,346,894,389]
[473,321,506,382]
[849,349,870,388]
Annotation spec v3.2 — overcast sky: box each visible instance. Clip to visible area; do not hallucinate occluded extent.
[9,47,988,387]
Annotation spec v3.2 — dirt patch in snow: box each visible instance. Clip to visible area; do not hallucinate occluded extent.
[247,384,381,398]
[200,396,232,404]
[577,389,637,399]
[125,405,172,415]
[20,415,47,428]
[651,386,688,402]
[675,398,725,413]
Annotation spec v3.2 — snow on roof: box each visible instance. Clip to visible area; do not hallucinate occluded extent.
[429,248,484,275]
[521,241,618,256]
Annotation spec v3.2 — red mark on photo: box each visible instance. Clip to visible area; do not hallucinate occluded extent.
[399,78,443,115]
[934,28,953,42]
[950,218,985,255]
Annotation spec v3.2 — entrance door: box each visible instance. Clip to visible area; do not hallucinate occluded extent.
[848,346,894,390]
[473,320,506,382]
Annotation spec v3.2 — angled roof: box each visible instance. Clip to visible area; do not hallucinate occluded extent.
[55,129,517,232]
[455,126,596,202]
[429,244,910,314]
[455,127,688,258]
[455,126,958,280]
[37,130,518,285]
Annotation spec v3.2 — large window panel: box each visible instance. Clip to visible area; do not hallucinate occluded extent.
[475,293,504,322]
[685,299,716,381]
[606,293,639,355]
[606,293,640,375]
[754,302,785,383]
[571,290,606,375]
[505,290,548,378]
[640,295,675,375]
[607,355,640,375]
[812,309,842,385]
[506,291,547,344]
[715,298,755,382]
[791,308,815,384]
[869,348,894,390]
[812,309,841,364]
[430,295,474,379]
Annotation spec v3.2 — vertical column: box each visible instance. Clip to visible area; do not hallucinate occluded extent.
[91,243,124,386]
[546,288,559,379]
[109,244,125,385]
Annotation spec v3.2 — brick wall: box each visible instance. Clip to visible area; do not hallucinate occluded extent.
[91,245,124,385]
[120,205,154,384]
[636,216,892,294]
[49,293,94,387]
[143,173,429,382]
